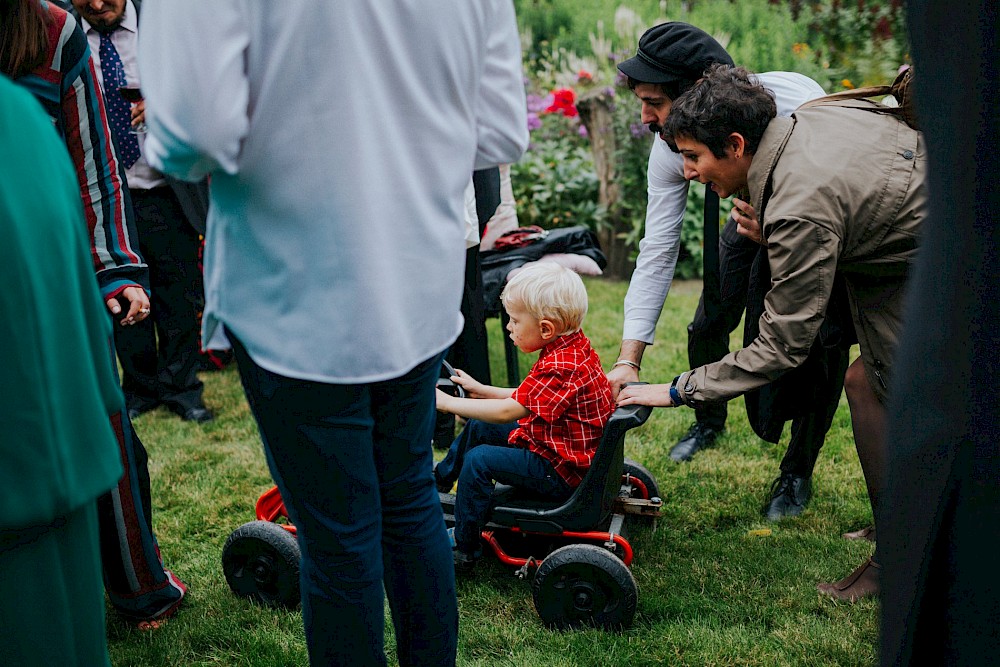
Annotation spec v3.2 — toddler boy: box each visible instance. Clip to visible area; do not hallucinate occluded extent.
[434,262,615,570]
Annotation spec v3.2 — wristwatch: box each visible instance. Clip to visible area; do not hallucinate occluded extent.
[668,375,684,407]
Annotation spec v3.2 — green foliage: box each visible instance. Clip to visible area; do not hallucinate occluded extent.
[678,0,830,85]
[514,8,656,266]
[806,0,910,87]
[610,105,654,255]
[513,0,576,60]
[510,114,605,231]
[679,182,707,279]
[515,0,666,59]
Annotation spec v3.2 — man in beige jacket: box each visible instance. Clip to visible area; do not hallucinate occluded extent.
[618,64,925,601]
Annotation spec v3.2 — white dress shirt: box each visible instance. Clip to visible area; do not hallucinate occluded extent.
[139,0,528,383]
[622,71,827,344]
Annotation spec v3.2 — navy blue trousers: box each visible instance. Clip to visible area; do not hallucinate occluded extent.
[232,337,458,667]
[436,420,570,554]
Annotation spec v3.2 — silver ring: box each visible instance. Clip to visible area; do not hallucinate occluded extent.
[139,308,150,314]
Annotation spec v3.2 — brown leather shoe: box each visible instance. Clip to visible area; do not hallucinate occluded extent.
[842,526,876,542]
[817,558,880,602]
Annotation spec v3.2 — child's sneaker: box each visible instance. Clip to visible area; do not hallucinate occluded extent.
[447,528,481,573]
[453,548,480,574]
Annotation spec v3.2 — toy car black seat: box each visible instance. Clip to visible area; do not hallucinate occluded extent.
[488,400,652,533]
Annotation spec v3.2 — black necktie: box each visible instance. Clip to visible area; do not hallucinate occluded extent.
[702,187,721,320]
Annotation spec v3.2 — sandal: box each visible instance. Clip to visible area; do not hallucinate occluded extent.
[817,557,881,602]
[842,525,876,542]
[135,618,169,632]
[124,594,184,632]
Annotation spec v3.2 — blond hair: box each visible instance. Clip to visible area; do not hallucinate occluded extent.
[501,262,588,335]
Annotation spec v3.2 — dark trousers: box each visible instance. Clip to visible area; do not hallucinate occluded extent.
[97,336,186,621]
[230,336,458,666]
[447,245,491,383]
[688,216,842,477]
[445,167,502,385]
[114,186,205,414]
[437,169,501,447]
[436,420,571,554]
[779,349,846,476]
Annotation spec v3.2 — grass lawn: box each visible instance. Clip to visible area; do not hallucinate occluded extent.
[109,277,877,666]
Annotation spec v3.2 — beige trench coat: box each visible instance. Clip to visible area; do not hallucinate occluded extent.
[677,100,926,407]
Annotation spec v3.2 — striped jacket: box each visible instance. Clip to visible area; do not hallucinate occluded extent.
[15,1,147,299]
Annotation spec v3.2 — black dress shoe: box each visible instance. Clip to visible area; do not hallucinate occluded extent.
[180,406,214,423]
[126,400,160,421]
[765,473,811,520]
[669,423,723,462]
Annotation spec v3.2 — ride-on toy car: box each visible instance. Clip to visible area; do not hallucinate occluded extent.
[222,382,661,630]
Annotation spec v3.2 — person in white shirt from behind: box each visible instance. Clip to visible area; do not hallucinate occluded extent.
[138,2,528,665]
[609,22,848,523]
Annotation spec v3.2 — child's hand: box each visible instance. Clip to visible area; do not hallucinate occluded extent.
[450,368,489,399]
[435,388,453,413]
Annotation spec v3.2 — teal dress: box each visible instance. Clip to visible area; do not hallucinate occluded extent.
[0,76,124,666]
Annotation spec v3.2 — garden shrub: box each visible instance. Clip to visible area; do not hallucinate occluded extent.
[510,122,604,233]
[805,0,909,88]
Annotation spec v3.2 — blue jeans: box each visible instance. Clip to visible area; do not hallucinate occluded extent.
[438,420,571,554]
[231,336,457,667]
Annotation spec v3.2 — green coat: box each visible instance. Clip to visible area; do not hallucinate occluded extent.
[0,77,123,530]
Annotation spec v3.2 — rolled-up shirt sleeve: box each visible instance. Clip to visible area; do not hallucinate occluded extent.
[138,0,249,181]
[473,0,529,170]
[679,214,841,405]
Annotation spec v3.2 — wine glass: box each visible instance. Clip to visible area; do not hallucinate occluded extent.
[118,85,147,134]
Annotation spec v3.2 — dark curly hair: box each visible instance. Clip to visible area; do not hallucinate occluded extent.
[661,64,777,158]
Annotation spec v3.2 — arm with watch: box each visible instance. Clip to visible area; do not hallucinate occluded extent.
[617,373,686,408]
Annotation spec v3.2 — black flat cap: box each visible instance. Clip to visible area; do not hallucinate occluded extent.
[617,22,734,86]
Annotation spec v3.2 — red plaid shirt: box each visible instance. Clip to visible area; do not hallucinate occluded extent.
[510,329,615,486]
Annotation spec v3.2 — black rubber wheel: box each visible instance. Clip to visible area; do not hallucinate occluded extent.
[532,544,638,630]
[222,520,301,608]
[623,458,660,500]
